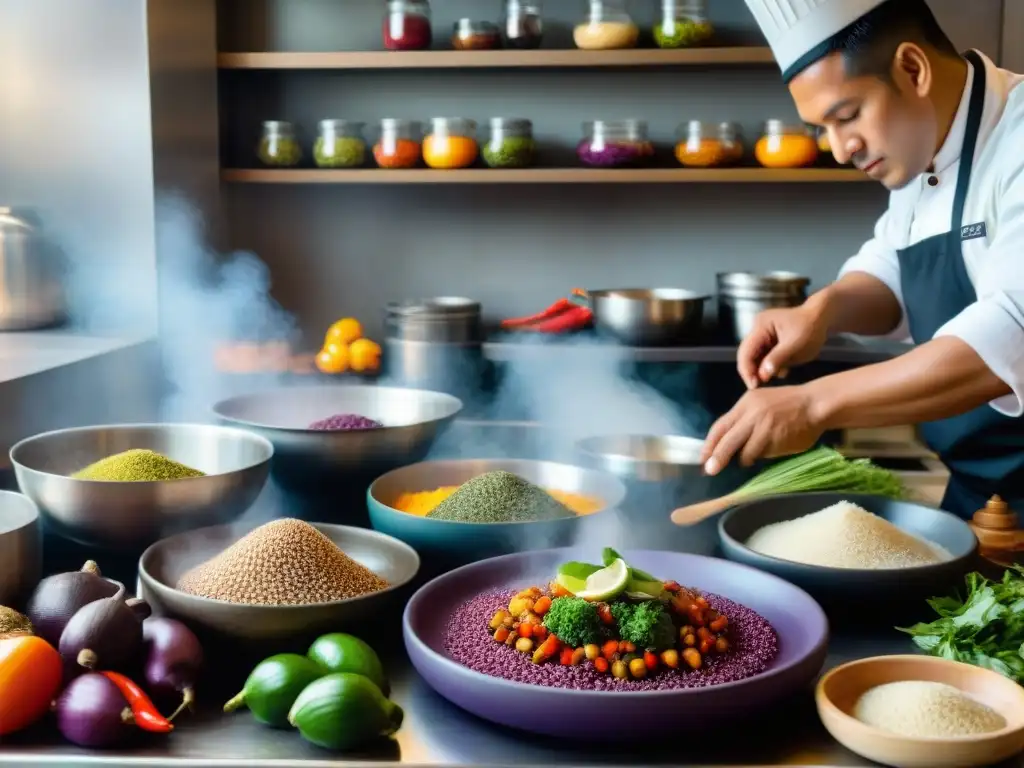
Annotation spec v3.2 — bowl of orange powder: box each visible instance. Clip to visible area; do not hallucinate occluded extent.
[367,459,626,570]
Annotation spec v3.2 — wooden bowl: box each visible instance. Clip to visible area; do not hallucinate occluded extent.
[816,655,1024,768]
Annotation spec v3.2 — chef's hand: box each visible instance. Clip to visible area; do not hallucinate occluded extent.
[699,385,827,474]
[737,304,830,389]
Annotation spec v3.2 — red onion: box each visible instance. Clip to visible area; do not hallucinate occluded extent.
[25,561,120,647]
[55,672,137,748]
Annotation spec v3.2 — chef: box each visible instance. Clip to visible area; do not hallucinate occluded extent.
[700,0,1024,518]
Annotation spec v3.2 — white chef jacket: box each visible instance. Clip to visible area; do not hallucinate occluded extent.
[838,51,1024,416]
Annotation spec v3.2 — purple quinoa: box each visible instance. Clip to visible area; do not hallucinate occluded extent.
[308,413,384,431]
[444,589,778,692]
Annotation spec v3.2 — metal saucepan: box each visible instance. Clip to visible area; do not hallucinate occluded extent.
[575,288,710,347]
[716,272,810,343]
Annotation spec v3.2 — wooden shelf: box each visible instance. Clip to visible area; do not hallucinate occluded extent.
[221,167,867,185]
[217,47,776,70]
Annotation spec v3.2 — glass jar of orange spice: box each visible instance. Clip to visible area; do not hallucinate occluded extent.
[754,120,819,168]
[374,119,422,169]
[674,121,743,168]
[423,117,478,169]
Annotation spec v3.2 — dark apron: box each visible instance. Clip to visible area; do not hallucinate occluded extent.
[896,50,1024,520]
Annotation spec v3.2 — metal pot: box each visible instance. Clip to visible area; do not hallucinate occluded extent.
[384,296,482,343]
[717,272,810,343]
[0,207,66,331]
[578,288,709,347]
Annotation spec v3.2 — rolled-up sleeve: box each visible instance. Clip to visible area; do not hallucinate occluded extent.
[837,209,911,341]
[935,158,1024,416]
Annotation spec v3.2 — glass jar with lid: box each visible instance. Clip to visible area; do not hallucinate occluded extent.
[313,120,366,168]
[383,0,432,51]
[482,118,536,168]
[577,120,653,168]
[257,121,301,167]
[654,0,713,48]
[754,120,819,168]
[423,117,479,169]
[373,119,422,169]
[452,19,502,50]
[503,0,543,49]
[573,0,639,50]
[674,121,743,167]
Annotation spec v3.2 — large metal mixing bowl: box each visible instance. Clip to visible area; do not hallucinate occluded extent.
[212,385,463,492]
[0,490,41,608]
[581,289,709,347]
[9,424,273,551]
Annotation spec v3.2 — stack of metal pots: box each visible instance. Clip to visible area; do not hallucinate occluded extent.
[716,271,810,343]
[382,297,485,399]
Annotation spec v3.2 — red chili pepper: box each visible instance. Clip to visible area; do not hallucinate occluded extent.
[99,671,174,734]
[529,306,593,334]
[501,298,573,329]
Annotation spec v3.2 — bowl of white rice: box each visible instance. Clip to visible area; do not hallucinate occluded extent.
[718,494,978,619]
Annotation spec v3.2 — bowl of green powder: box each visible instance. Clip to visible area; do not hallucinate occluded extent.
[367,459,627,571]
[9,423,274,550]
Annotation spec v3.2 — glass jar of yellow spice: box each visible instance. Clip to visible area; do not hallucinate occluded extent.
[574,0,639,50]
[674,121,743,168]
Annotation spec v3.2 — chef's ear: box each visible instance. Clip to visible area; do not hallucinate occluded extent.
[892,42,932,97]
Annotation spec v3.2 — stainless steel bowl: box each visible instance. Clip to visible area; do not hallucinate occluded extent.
[212,385,463,490]
[138,522,420,645]
[0,490,41,608]
[576,434,706,482]
[10,424,274,550]
[716,272,811,342]
[583,288,710,347]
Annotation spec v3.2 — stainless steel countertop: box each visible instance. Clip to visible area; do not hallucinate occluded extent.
[5,632,1022,767]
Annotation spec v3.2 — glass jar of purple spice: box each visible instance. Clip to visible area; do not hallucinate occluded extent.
[577,120,653,168]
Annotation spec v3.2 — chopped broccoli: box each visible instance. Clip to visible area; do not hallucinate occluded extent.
[610,601,676,651]
[542,597,603,647]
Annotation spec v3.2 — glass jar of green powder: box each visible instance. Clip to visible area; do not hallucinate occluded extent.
[314,120,367,169]
[482,118,536,169]
[258,121,302,167]
[654,0,713,49]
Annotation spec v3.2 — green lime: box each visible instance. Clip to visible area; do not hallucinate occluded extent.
[574,558,630,602]
[557,561,602,580]
[307,633,388,696]
[555,572,587,594]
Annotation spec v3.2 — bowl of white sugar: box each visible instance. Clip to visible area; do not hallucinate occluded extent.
[816,655,1024,768]
[718,494,978,621]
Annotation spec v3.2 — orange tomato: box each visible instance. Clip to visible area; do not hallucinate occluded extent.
[325,318,363,346]
[0,633,63,736]
[316,345,349,374]
[348,338,381,373]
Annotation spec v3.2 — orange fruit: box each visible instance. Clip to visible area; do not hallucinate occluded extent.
[315,345,349,374]
[325,318,363,346]
[348,338,381,374]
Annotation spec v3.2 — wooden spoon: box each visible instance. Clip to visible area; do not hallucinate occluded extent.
[670,492,746,526]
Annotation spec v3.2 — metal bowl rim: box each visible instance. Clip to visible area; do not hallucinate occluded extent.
[8,422,275,485]
[0,489,40,533]
[210,384,464,434]
[587,288,712,302]
[403,546,829,698]
[138,522,421,611]
[367,458,627,527]
[718,492,979,574]
[575,434,706,466]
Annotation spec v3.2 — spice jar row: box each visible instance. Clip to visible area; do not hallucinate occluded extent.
[258,118,537,170]
[257,119,830,171]
[382,0,713,52]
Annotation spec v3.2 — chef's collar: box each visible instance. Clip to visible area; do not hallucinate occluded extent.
[930,59,974,177]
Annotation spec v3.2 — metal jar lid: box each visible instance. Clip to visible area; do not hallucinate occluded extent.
[385,297,481,318]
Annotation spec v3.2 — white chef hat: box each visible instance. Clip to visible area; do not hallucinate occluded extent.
[744,0,893,82]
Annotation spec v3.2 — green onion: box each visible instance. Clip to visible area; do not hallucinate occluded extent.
[732,447,905,502]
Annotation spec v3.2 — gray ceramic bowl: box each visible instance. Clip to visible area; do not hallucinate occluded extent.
[10,424,273,550]
[212,385,463,491]
[0,490,41,609]
[367,459,627,570]
[138,521,420,644]
[718,493,978,616]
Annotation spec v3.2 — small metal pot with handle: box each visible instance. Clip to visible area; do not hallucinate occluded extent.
[575,288,710,347]
[0,207,66,331]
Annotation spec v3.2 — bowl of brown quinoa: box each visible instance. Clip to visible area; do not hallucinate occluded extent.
[138,518,420,644]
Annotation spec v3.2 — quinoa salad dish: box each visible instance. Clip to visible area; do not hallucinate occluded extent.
[444,548,779,691]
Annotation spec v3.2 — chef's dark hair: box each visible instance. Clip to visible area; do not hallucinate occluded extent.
[782,0,959,85]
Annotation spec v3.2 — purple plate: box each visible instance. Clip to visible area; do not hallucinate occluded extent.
[403,548,830,741]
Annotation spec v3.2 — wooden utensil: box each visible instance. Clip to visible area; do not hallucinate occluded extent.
[970,495,1024,566]
[670,492,745,526]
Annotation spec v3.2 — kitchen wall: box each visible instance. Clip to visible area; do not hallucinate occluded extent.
[216,0,1008,341]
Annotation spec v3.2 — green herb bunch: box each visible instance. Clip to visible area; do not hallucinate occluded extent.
[734,447,905,501]
[898,567,1024,681]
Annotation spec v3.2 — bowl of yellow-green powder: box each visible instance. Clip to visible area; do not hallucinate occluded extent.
[9,424,274,550]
